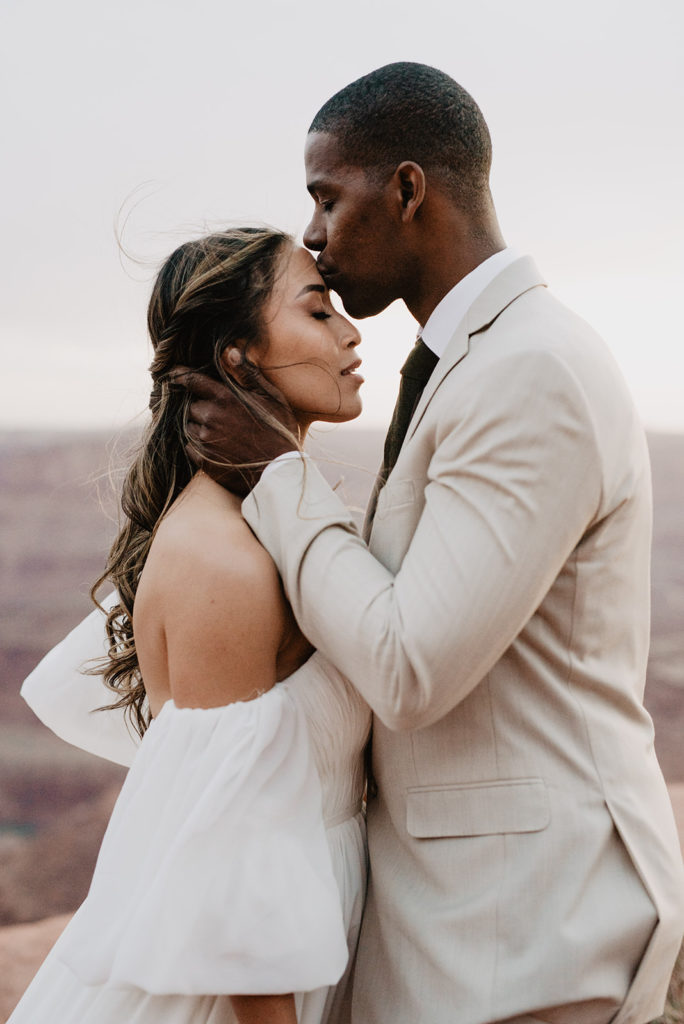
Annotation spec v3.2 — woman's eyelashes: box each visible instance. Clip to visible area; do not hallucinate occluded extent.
[312,311,332,320]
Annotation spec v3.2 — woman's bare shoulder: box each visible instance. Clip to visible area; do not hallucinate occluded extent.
[137,475,286,708]
[151,477,278,587]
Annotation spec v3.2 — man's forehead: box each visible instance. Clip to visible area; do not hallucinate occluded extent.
[305,132,366,189]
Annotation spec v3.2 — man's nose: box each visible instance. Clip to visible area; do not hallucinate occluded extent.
[303,212,325,253]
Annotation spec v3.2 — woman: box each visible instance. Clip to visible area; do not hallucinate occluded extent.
[10,227,371,1024]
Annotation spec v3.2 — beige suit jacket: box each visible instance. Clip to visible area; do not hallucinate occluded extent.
[243,257,684,1024]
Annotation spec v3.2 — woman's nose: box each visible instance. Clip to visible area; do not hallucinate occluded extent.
[342,322,361,348]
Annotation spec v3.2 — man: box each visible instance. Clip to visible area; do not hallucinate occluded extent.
[183,63,684,1024]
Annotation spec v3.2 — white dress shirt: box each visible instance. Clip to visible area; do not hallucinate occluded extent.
[419,247,521,357]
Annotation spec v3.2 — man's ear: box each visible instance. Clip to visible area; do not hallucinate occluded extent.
[394,162,426,223]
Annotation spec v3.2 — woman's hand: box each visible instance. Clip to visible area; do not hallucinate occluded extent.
[174,367,299,496]
[230,993,298,1024]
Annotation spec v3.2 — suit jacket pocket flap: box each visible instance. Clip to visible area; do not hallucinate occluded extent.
[406,778,550,838]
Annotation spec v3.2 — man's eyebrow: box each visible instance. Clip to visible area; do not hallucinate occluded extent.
[295,283,326,299]
[307,179,327,196]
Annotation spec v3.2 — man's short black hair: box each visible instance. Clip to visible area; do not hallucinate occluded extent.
[309,62,493,213]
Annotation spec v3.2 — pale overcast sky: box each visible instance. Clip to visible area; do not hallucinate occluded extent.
[2,0,683,432]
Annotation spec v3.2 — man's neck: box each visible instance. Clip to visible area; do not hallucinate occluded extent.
[402,201,507,325]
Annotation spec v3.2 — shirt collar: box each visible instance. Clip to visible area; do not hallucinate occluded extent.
[420,247,522,358]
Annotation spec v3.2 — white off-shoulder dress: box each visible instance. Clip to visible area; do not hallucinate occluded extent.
[12,613,371,1024]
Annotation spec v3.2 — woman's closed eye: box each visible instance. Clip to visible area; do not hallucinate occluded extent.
[312,311,331,320]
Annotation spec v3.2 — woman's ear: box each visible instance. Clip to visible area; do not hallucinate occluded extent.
[220,346,241,372]
[220,345,251,386]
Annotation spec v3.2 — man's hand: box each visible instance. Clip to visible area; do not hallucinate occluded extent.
[174,364,299,497]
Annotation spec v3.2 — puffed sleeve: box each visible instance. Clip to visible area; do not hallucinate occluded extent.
[54,684,349,995]
[20,592,140,767]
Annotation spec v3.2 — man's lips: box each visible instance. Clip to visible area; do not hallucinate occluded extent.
[316,261,337,281]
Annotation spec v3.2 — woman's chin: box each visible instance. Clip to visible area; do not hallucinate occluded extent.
[314,406,363,426]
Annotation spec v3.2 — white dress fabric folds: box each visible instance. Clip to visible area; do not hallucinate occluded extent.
[21,592,140,767]
[10,654,370,1024]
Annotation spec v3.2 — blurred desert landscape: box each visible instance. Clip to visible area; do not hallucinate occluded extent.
[0,427,682,1021]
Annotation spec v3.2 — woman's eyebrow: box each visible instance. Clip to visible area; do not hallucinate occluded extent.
[295,283,326,299]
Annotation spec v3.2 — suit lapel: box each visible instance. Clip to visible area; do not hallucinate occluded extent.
[364,256,547,538]
[404,256,547,445]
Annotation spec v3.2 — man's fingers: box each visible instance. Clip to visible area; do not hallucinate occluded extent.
[168,363,289,416]
[185,398,217,428]
[168,368,226,402]
[237,365,291,410]
[228,360,279,401]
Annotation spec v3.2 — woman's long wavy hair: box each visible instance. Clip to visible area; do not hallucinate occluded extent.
[90,227,295,736]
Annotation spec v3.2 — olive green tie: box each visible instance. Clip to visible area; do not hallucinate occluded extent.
[382,338,439,480]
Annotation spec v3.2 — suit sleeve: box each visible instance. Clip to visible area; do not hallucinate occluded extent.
[243,350,602,731]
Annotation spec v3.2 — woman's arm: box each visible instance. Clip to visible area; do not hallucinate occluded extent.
[231,993,297,1024]
[20,592,140,765]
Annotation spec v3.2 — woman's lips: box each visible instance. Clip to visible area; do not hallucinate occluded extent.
[341,359,364,383]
